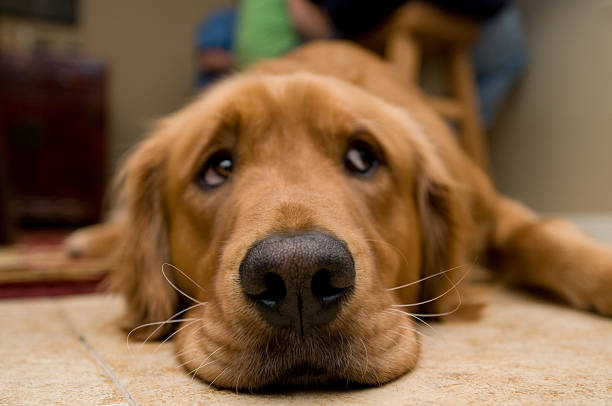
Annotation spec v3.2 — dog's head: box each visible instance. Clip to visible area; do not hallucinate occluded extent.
[112,72,466,390]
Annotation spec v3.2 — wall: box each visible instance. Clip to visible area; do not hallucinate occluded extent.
[1,0,230,173]
[490,0,612,212]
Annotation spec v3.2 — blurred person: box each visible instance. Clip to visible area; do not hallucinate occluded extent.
[234,0,332,69]
[471,5,527,126]
[196,0,330,84]
[195,5,236,88]
[202,0,527,126]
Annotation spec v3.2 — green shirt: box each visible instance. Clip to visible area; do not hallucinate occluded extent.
[235,0,300,69]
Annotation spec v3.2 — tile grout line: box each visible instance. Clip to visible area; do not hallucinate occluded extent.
[56,305,141,406]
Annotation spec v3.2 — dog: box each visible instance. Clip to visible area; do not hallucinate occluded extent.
[66,41,612,390]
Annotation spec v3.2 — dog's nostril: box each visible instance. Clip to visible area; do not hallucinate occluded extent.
[249,272,286,309]
[311,269,351,306]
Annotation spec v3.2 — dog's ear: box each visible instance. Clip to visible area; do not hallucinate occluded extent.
[107,128,177,340]
[414,145,467,316]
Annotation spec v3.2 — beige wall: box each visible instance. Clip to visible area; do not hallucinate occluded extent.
[490,0,612,212]
[1,0,230,173]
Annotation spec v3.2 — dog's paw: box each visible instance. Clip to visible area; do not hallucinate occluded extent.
[590,276,612,316]
[64,229,92,258]
[63,223,121,259]
[566,267,612,317]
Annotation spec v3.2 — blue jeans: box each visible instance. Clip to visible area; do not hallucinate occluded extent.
[472,5,528,127]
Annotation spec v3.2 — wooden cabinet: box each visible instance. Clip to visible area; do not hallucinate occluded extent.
[0,49,107,226]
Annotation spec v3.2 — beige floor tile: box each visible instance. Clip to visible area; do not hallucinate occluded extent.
[3,282,612,405]
[0,297,126,406]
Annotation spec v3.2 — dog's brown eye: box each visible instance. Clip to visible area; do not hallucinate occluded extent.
[344,140,378,176]
[197,150,233,189]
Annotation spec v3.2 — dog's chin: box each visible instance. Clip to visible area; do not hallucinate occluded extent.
[174,307,420,391]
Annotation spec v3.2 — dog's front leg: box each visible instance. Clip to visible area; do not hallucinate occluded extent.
[489,197,612,316]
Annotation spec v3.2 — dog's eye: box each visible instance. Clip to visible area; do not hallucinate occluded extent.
[196,150,233,189]
[344,140,378,176]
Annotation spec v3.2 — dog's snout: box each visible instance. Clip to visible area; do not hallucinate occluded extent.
[239,232,355,336]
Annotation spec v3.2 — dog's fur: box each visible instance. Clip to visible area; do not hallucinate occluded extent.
[66,41,612,390]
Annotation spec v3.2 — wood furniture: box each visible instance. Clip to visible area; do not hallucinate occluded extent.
[380,3,491,172]
[0,48,107,226]
[0,139,13,245]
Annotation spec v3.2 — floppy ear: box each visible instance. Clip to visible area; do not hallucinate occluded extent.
[415,147,468,316]
[107,129,178,340]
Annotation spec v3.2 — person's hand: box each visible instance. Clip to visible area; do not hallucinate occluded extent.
[287,0,333,39]
[198,49,234,72]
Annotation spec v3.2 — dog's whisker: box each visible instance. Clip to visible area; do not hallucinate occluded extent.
[175,356,198,372]
[408,303,463,318]
[404,312,436,332]
[174,346,200,360]
[189,346,225,382]
[161,263,204,305]
[388,308,439,335]
[386,263,468,292]
[407,267,465,318]
[176,351,202,369]
[383,309,433,340]
[162,262,206,293]
[153,318,202,353]
[126,318,199,352]
[398,323,431,340]
[392,262,470,308]
[140,301,208,346]
[174,325,210,368]
[191,360,220,383]
[209,365,231,387]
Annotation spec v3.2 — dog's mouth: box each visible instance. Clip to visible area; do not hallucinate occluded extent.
[174,294,420,391]
[256,363,371,392]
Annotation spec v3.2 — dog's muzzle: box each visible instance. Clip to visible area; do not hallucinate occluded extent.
[239,231,355,337]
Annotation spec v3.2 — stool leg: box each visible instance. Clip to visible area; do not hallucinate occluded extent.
[386,32,421,84]
[450,47,491,172]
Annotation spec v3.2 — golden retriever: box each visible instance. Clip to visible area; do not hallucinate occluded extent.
[66,41,612,390]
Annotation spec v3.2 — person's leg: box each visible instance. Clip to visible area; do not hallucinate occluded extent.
[472,5,528,127]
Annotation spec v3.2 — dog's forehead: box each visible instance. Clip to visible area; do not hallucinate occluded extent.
[210,73,378,130]
[171,74,376,154]
[208,72,425,140]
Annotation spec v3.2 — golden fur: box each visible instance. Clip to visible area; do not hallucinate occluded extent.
[66,41,612,390]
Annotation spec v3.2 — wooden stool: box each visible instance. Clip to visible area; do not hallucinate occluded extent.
[383,3,491,172]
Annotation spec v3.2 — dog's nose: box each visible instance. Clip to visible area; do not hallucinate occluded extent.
[239,232,355,337]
